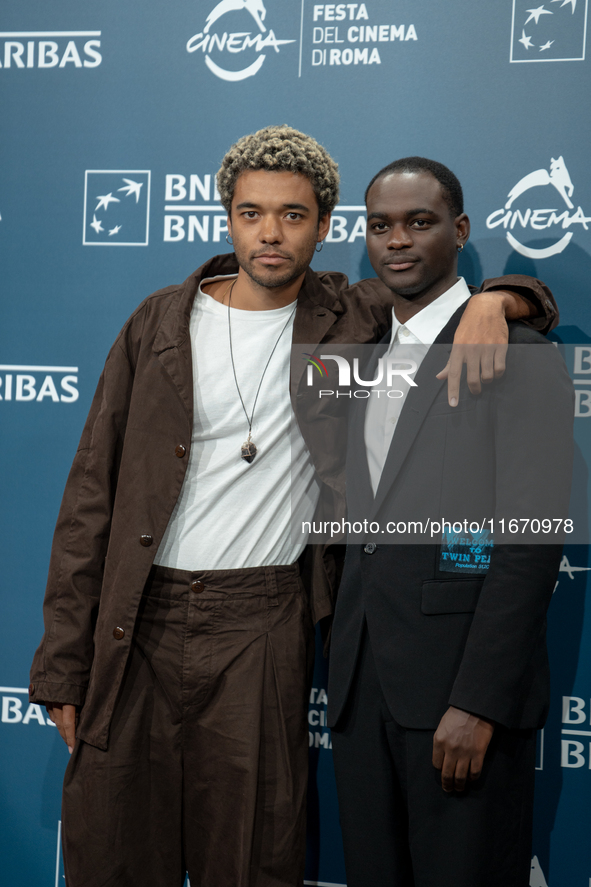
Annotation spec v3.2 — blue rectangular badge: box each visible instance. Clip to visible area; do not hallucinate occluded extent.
[439,529,493,574]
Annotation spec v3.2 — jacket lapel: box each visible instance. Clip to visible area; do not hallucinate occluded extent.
[152,253,240,425]
[290,267,342,403]
[370,300,469,518]
[346,333,389,518]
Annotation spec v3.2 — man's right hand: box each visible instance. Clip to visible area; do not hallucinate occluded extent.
[432,705,494,792]
[46,703,78,753]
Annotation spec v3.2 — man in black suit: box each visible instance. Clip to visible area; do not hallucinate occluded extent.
[327,158,574,887]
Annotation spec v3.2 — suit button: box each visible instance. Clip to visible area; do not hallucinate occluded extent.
[190,580,205,593]
[175,445,186,458]
[364,543,377,555]
[140,535,153,547]
[113,626,125,640]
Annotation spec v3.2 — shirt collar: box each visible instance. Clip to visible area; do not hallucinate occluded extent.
[389,277,472,346]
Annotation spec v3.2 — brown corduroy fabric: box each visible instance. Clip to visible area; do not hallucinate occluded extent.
[61,563,315,887]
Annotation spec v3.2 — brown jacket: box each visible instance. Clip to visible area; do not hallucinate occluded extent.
[29,253,557,749]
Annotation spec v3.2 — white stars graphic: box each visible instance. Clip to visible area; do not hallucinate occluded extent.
[559,555,591,580]
[525,4,553,23]
[512,0,585,63]
[95,193,121,212]
[519,28,535,48]
[90,214,104,234]
[84,170,151,246]
[117,179,143,203]
[553,555,591,593]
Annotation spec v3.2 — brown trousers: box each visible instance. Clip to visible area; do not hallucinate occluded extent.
[62,563,315,887]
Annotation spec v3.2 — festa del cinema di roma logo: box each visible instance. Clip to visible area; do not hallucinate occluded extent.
[186,0,296,81]
[486,156,590,259]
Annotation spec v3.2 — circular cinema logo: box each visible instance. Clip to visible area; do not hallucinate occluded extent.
[186,0,296,82]
[486,156,591,259]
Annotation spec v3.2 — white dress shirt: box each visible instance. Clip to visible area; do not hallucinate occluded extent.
[364,277,472,495]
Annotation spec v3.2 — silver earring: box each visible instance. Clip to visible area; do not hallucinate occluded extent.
[226,234,233,245]
[315,241,324,253]
[457,243,464,253]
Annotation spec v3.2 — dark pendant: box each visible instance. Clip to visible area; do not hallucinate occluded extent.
[241,440,257,463]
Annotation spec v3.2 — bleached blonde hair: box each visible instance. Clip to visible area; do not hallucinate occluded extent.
[217,124,340,218]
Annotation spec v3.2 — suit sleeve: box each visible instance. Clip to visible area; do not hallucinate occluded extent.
[448,335,573,728]
[29,338,134,708]
[479,275,558,334]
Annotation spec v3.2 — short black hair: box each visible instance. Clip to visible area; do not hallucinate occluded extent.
[364,157,464,217]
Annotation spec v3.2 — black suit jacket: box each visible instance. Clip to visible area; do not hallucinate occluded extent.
[327,301,574,732]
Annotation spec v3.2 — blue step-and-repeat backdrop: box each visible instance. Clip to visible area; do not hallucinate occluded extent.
[1,1,591,885]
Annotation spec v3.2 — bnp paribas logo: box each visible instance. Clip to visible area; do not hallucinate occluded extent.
[186,0,296,82]
[510,0,588,62]
[83,170,151,246]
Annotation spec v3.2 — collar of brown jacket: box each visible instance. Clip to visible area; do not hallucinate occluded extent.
[153,252,345,355]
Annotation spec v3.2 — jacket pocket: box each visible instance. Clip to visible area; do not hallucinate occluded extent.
[421,579,484,614]
[427,392,478,417]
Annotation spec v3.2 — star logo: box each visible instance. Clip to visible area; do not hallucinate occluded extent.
[519,28,534,47]
[554,554,591,591]
[90,214,104,234]
[558,554,591,580]
[117,178,143,202]
[552,0,576,11]
[95,192,121,212]
[511,0,587,62]
[83,170,151,246]
[525,5,553,23]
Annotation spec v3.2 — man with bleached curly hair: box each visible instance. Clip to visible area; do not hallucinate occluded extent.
[217,124,340,220]
[30,124,557,887]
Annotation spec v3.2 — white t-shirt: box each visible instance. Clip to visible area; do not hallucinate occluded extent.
[155,276,320,570]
